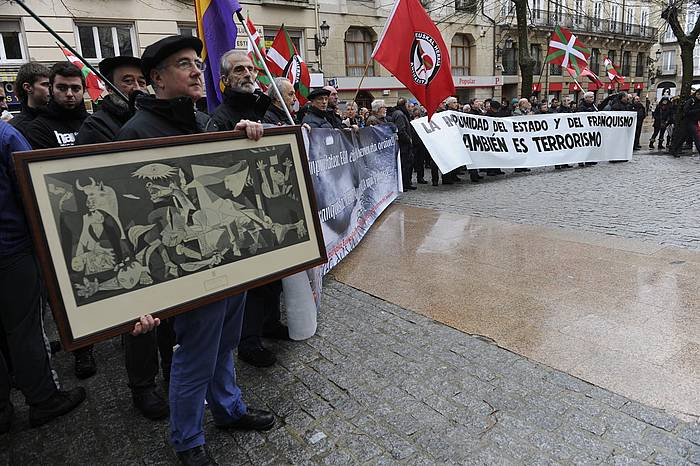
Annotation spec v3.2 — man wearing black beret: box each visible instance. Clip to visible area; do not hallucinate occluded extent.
[76,56,146,145]
[116,35,272,466]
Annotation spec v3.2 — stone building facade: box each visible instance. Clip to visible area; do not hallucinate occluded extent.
[496,0,661,103]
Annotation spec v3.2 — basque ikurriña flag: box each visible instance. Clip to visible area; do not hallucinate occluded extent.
[195,0,241,111]
[603,56,625,83]
[59,47,106,102]
[266,26,311,105]
[246,15,271,91]
[372,0,455,119]
[546,26,591,74]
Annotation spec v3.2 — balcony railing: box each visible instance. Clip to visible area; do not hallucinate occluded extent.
[518,9,658,40]
[659,65,677,75]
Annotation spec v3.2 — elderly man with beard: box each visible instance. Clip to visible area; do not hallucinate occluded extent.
[116,35,273,466]
[210,50,270,130]
[323,85,344,128]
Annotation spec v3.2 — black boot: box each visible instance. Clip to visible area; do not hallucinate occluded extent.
[238,345,276,367]
[73,346,96,379]
[649,139,655,149]
[177,445,218,466]
[0,402,13,434]
[29,387,86,427]
[215,408,275,431]
[132,389,169,420]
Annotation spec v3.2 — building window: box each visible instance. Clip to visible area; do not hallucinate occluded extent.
[552,0,565,24]
[178,24,197,38]
[635,52,645,77]
[503,46,518,75]
[76,24,136,60]
[608,50,616,66]
[590,48,600,75]
[621,51,631,76]
[694,47,700,75]
[640,9,649,37]
[625,8,634,35]
[609,5,620,33]
[264,29,303,58]
[573,0,584,25]
[451,34,471,76]
[592,2,602,30]
[686,8,700,34]
[455,0,478,13]
[662,50,675,73]
[529,0,542,22]
[0,21,26,63]
[663,25,676,42]
[345,27,375,77]
[501,0,514,18]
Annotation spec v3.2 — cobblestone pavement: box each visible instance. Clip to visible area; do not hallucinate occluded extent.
[4,281,699,465]
[401,151,700,251]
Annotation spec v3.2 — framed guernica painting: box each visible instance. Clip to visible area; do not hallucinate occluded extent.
[14,126,326,351]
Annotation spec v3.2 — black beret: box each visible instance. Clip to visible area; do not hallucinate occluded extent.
[98,56,142,79]
[141,35,203,82]
[307,88,331,100]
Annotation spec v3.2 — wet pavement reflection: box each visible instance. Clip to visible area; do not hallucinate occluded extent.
[332,204,700,419]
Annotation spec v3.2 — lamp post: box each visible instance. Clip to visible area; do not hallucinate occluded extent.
[314,20,330,70]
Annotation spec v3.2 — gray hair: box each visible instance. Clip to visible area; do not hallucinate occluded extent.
[445,96,458,105]
[347,101,358,111]
[371,99,385,113]
[266,77,292,103]
[220,49,249,77]
[583,91,594,99]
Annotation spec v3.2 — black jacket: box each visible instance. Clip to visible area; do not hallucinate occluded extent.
[302,106,335,128]
[75,95,133,145]
[25,99,88,149]
[556,105,573,114]
[577,100,597,112]
[325,107,344,128]
[8,102,42,136]
[209,89,270,131]
[389,106,413,148]
[682,97,700,123]
[610,97,633,112]
[116,95,214,141]
[652,103,673,128]
[263,104,290,126]
[632,102,646,125]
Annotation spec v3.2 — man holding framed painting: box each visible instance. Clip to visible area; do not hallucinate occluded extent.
[114,35,275,465]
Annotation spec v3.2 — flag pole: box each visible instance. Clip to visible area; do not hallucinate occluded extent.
[350,61,372,107]
[568,71,598,111]
[14,0,126,102]
[235,12,295,125]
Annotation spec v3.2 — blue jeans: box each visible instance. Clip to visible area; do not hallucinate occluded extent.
[169,294,247,451]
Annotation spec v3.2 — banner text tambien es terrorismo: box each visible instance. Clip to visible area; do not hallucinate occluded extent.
[412,110,637,173]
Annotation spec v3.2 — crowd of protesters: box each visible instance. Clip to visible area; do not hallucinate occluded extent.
[3,31,700,465]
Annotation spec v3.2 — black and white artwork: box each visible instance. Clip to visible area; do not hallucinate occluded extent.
[43,144,309,306]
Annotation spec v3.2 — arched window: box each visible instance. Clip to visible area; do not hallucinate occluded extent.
[345,28,375,77]
[451,34,471,76]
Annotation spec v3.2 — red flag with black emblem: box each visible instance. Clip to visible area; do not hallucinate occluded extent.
[372,0,455,119]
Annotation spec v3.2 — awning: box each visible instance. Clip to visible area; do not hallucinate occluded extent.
[569,82,583,92]
[548,82,563,91]
[634,83,644,90]
[588,82,601,90]
[604,83,616,91]
[532,83,542,92]
[619,83,631,91]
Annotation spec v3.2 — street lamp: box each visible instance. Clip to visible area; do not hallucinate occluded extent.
[314,20,330,56]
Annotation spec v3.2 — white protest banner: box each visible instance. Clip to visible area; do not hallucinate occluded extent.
[412,110,637,173]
